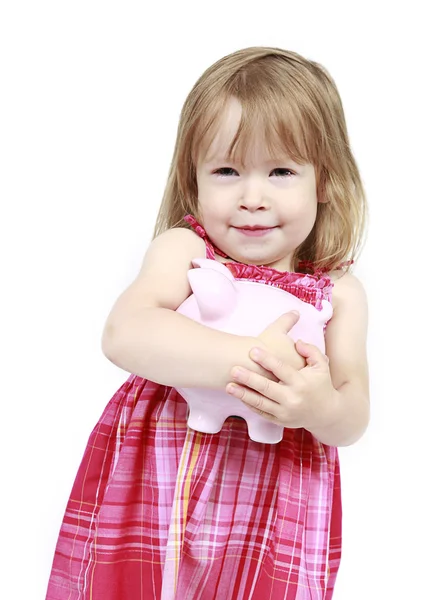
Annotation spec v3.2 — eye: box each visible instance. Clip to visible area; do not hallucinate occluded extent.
[213,167,238,177]
[270,168,295,178]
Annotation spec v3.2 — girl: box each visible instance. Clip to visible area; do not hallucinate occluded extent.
[46,46,369,599]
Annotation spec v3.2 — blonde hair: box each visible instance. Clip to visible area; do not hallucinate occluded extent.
[153,46,367,272]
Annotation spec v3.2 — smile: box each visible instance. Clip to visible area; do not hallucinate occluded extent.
[234,226,277,237]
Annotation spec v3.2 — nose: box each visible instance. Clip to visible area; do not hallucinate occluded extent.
[239,177,268,211]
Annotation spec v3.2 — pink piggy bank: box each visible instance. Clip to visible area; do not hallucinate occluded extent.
[175,259,332,444]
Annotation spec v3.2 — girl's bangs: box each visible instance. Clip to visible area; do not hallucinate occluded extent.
[192,90,315,168]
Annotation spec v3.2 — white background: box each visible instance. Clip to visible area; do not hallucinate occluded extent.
[1,1,437,598]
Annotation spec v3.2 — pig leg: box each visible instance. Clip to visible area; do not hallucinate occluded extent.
[186,402,229,434]
[246,417,284,444]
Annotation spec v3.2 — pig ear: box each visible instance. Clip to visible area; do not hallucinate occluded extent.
[188,259,237,321]
[191,258,235,282]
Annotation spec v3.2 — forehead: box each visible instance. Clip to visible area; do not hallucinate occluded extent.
[198,97,306,168]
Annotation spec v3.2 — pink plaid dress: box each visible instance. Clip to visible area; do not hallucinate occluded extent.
[46,216,342,600]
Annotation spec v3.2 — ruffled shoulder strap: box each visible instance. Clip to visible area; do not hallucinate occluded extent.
[184,215,229,260]
[297,259,354,276]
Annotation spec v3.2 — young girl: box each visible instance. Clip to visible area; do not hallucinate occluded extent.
[46,46,369,599]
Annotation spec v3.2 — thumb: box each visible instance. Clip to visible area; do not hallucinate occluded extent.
[295,339,329,368]
[271,310,300,334]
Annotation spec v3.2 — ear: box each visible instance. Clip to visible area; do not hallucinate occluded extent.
[187,259,237,321]
[317,187,329,204]
[191,258,235,281]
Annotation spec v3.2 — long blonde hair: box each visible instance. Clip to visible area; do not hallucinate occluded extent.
[153,46,367,272]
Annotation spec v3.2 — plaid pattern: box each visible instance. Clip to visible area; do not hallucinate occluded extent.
[46,220,342,599]
[46,381,341,600]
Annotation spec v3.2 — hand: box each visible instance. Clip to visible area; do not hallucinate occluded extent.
[256,311,306,372]
[226,339,339,432]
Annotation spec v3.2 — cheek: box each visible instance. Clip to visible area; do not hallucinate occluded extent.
[301,206,318,232]
[198,188,230,218]
[196,202,222,230]
[197,181,219,205]
[308,202,318,223]
[283,199,317,222]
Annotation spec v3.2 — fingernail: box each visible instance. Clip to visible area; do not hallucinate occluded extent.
[226,383,242,397]
[231,367,245,380]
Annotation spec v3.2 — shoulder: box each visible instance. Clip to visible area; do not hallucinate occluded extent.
[150,226,206,252]
[141,226,206,266]
[138,226,207,279]
[329,270,367,314]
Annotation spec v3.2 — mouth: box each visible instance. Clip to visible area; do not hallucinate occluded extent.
[237,225,274,230]
[234,225,277,237]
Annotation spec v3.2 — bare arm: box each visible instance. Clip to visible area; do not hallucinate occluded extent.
[101,228,273,389]
[308,271,370,446]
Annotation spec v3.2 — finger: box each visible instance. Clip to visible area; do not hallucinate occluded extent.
[248,347,296,384]
[242,402,279,423]
[226,383,279,420]
[229,366,283,403]
[273,310,300,334]
[295,340,329,369]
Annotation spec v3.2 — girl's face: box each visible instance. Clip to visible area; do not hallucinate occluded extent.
[196,98,320,271]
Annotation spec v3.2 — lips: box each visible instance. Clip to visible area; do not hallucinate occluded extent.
[234,225,276,237]
[236,225,275,230]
